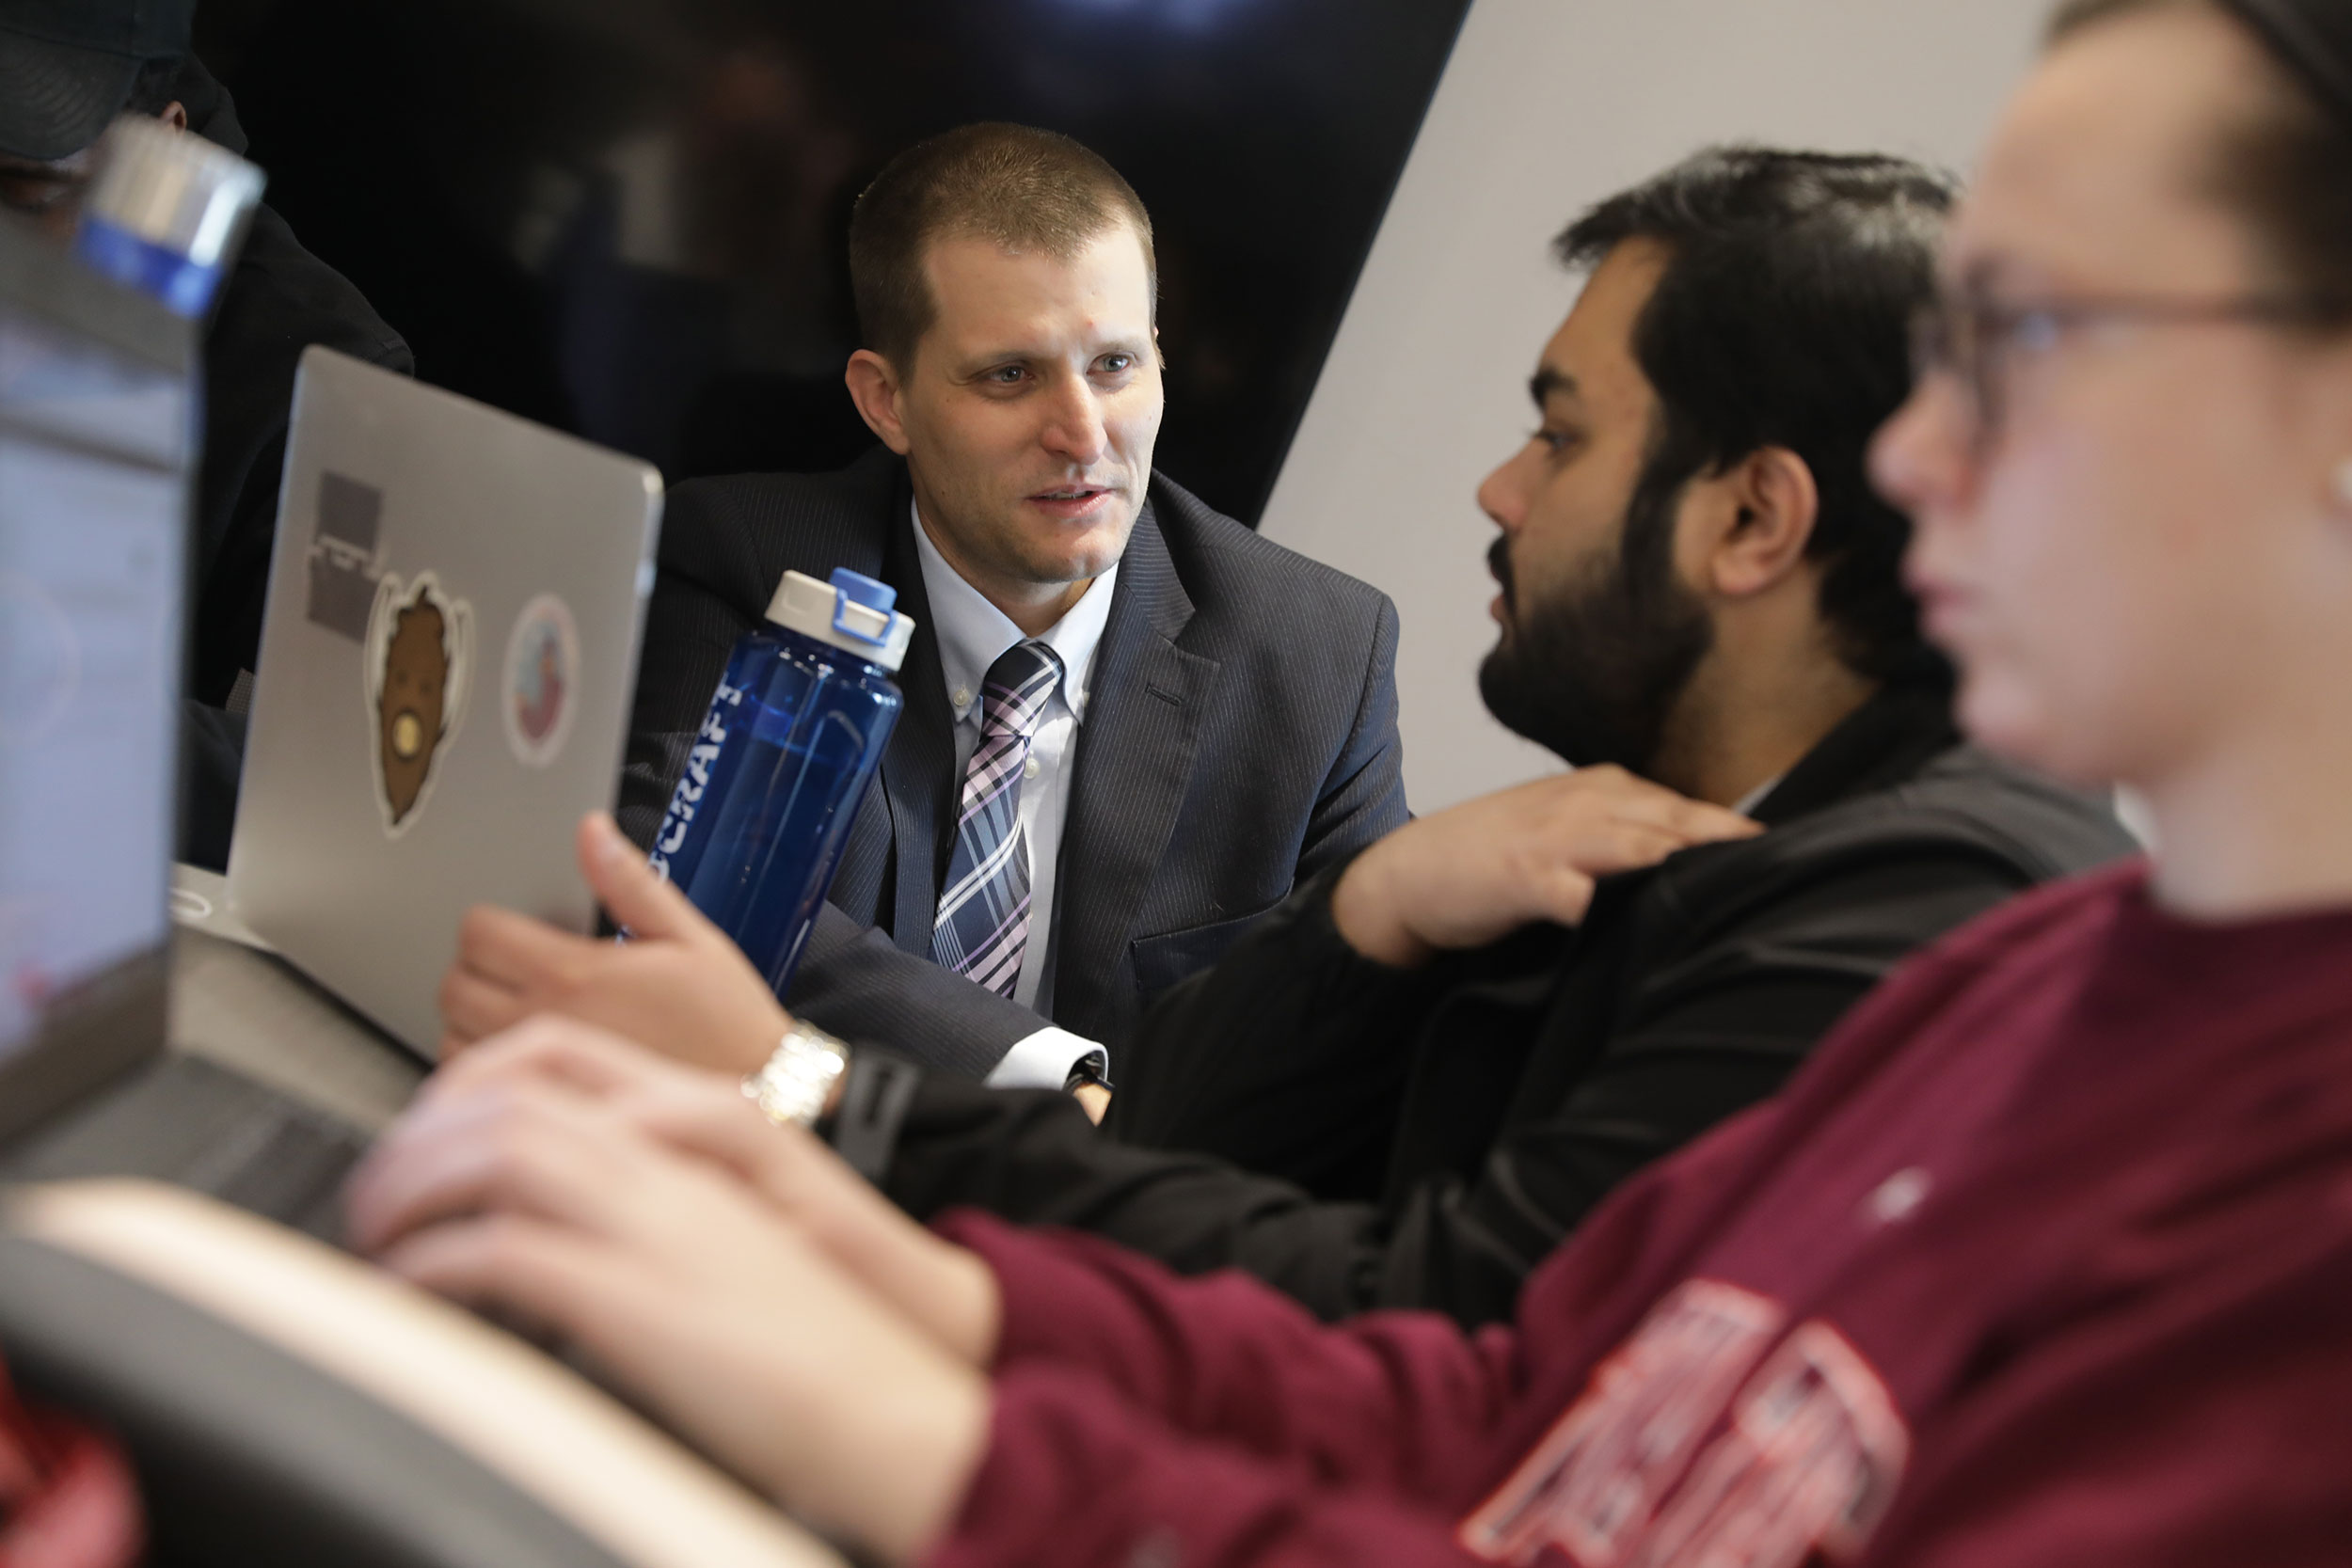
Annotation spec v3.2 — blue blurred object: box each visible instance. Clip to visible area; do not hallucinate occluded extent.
[72,115,263,319]
[650,567,914,994]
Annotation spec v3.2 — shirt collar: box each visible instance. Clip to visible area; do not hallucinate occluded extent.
[910,497,1118,724]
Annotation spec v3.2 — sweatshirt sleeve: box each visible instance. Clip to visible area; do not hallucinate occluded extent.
[917,1077,1834,1568]
[928,1366,1489,1568]
[933,1211,1524,1503]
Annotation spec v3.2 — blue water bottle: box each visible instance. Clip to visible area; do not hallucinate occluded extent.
[649,567,914,994]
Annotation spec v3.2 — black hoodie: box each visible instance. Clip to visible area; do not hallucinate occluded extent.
[178,59,415,707]
[173,59,414,868]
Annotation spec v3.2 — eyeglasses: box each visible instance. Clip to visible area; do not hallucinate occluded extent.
[1908,288,2347,445]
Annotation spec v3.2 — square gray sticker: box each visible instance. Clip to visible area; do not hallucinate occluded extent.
[307,471,384,641]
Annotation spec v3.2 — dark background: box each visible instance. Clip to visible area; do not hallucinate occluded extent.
[188,0,1470,525]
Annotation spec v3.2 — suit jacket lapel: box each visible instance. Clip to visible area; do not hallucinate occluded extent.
[1052,505,1220,1031]
[842,479,960,953]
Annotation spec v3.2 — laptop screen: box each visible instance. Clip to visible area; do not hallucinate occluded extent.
[0,222,195,1085]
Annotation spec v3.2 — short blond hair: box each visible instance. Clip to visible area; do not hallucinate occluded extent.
[848,122,1156,371]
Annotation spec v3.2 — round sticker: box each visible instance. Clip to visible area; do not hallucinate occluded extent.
[502,593,580,768]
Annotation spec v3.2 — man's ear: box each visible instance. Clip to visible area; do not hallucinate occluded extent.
[1706,446,1820,598]
[844,349,914,455]
[159,101,188,133]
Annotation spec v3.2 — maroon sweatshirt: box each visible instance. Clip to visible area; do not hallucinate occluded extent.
[927,863,2352,1568]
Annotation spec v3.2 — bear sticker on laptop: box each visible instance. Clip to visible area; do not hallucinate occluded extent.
[364,571,472,836]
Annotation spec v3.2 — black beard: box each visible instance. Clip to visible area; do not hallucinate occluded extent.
[1478,485,1713,772]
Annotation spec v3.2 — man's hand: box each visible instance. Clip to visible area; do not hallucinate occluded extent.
[437,813,787,1073]
[345,1021,995,1563]
[1331,766,1763,968]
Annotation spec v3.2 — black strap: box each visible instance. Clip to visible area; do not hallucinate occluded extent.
[823,1048,923,1184]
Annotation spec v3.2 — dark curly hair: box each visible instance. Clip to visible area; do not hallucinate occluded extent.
[1557,146,1958,685]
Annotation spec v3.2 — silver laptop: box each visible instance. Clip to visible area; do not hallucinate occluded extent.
[228,347,661,1056]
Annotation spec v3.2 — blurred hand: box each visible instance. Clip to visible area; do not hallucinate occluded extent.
[437,813,787,1074]
[362,1016,1003,1367]
[1331,766,1763,968]
[1073,1083,1111,1123]
[344,1020,993,1563]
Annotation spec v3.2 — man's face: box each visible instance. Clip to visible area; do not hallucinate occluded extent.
[887,223,1163,594]
[1476,239,1712,771]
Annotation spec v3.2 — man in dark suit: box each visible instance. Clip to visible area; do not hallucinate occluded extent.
[440,123,1406,1087]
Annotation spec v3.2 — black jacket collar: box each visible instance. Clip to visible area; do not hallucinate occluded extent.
[1430,674,1964,990]
[1746,674,1962,830]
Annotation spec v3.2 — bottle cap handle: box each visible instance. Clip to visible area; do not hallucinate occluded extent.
[828,569,896,647]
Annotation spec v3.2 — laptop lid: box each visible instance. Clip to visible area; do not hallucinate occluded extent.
[0,214,199,1146]
[229,348,661,1056]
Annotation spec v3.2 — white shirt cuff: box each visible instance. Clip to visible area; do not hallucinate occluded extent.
[985,1026,1107,1091]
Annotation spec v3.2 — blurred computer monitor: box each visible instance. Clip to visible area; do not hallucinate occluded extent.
[0,211,198,1142]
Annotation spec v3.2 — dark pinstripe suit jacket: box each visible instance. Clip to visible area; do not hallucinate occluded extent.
[619,448,1409,1076]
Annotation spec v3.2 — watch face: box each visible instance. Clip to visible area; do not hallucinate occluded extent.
[744,1025,850,1129]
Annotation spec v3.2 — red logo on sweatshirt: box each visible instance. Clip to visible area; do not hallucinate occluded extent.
[1458,1280,1910,1568]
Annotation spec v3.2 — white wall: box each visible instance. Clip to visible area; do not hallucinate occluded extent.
[1258,0,2053,811]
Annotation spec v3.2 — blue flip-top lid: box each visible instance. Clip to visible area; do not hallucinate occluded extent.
[764,567,916,670]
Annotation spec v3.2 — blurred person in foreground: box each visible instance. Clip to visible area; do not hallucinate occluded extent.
[435,148,2132,1331]
[0,0,413,866]
[348,0,2352,1560]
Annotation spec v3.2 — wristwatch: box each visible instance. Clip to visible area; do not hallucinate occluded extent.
[741,1020,851,1130]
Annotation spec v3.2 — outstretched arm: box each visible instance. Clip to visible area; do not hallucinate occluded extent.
[355,1025,1538,1486]
[353,1085,1512,1568]
[788,904,1055,1080]
[1117,767,1758,1186]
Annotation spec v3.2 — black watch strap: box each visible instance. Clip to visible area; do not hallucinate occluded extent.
[822,1048,923,1184]
[1062,1049,1111,1093]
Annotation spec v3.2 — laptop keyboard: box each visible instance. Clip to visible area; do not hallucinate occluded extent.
[3,1054,372,1245]
[182,1101,370,1243]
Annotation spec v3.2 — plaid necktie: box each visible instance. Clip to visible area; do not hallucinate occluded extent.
[930,639,1065,996]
